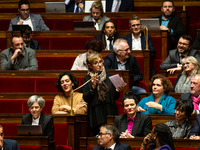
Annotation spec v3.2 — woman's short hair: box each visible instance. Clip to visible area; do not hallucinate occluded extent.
[175,99,194,118]
[149,74,173,94]
[90,0,104,16]
[181,56,200,74]
[27,95,45,108]
[86,52,102,71]
[154,123,175,150]
[86,39,103,53]
[121,91,139,107]
[56,72,78,92]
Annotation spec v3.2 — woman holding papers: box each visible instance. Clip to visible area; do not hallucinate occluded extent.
[21,95,54,141]
[80,52,123,136]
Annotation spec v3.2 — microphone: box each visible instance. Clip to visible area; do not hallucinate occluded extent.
[73,71,101,92]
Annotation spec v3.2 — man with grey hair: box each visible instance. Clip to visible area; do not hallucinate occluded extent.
[181,74,200,115]
[0,125,20,150]
[93,124,131,150]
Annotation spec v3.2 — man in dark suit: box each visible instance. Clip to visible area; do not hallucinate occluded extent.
[94,20,121,50]
[114,91,152,138]
[0,125,20,150]
[188,114,200,140]
[20,25,43,50]
[160,35,200,74]
[123,16,156,55]
[93,124,131,150]
[157,0,185,49]
[106,0,134,12]
[181,74,200,115]
[192,31,200,50]
[65,0,85,12]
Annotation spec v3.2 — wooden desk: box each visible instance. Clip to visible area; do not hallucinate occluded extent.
[79,137,200,149]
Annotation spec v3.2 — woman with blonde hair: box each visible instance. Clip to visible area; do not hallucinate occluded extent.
[83,0,110,30]
[172,56,200,92]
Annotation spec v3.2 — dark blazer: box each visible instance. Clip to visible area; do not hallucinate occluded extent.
[192,31,200,50]
[189,114,200,137]
[114,113,152,137]
[94,33,121,50]
[198,145,200,150]
[180,93,193,103]
[106,0,134,12]
[92,142,131,150]
[103,52,143,85]
[21,112,54,141]
[3,139,20,150]
[30,39,43,50]
[65,1,85,12]
[123,32,156,55]
[160,49,200,70]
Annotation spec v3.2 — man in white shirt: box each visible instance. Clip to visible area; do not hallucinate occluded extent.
[92,124,131,150]
[106,0,134,12]
[8,0,49,31]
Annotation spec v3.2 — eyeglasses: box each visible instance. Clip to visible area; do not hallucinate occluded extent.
[23,37,31,40]
[93,60,104,66]
[131,24,141,28]
[97,132,110,137]
[178,42,189,46]
[0,132,3,137]
[182,62,190,66]
[118,48,130,53]
[20,9,30,12]
[163,6,173,8]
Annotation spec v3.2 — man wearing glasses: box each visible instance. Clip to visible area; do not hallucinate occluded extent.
[160,35,200,74]
[123,16,156,55]
[20,26,43,50]
[8,0,49,31]
[93,124,131,150]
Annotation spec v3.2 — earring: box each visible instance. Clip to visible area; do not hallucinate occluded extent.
[154,137,156,140]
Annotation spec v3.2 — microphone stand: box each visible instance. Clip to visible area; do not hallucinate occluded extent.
[69,72,100,115]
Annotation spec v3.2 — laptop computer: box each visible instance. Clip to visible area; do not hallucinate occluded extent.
[45,2,66,13]
[16,125,43,136]
[12,25,29,31]
[140,18,160,30]
[74,21,95,30]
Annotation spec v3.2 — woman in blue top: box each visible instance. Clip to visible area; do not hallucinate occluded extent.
[140,123,175,150]
[138,74,176,114]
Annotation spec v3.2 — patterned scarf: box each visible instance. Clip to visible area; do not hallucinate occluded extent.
[192,95,200,110]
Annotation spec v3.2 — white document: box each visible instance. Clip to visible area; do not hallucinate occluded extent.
[109,74,127,90]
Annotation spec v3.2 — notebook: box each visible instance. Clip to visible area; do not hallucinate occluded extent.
[74,21,95,30]
[45,2,66,13]
[16,125,43,136]
[140,18,160,30]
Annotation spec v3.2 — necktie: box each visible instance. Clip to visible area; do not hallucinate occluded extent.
[75,3,79,13]
[105,148,111,150]
[108,37,113,50]
[115,0,120,12]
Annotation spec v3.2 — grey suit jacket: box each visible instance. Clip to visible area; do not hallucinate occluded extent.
[8,14,49,31]
[1,47,38,70]
[83,15,110,30]
[160,49,200,70]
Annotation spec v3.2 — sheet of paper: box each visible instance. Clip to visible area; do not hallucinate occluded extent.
[109,74,127,90]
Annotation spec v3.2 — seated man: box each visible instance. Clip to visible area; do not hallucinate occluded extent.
[181,74,200,115]
[103,38,145,99]
[160,35,200,74]
[189,114,200,140]
[157,0,185,49]
[94,20,121,50]
[8,0,49,31]
[0,125,20,150]
[65,0,85,12]
[192,31,200,50]
[1,35,38,70]
[20,25,43,50]
[93,124,131,150]
[106,0,134,12]
[123,16,156,55]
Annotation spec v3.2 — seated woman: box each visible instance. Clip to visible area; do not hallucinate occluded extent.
[138,74,176,114]
[140,123,175,150]
[71,38,103,70]
[172,56,200,93]
[21,95,54,141]
[51,72,87,114]
[114,91,152,138]
[81,52,123,136]
[165,99,193,138]
[83,0,110,30]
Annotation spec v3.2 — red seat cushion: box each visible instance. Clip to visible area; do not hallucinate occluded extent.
[19,146,41,150]
[0,100,23,113]
[1,123,20,136]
